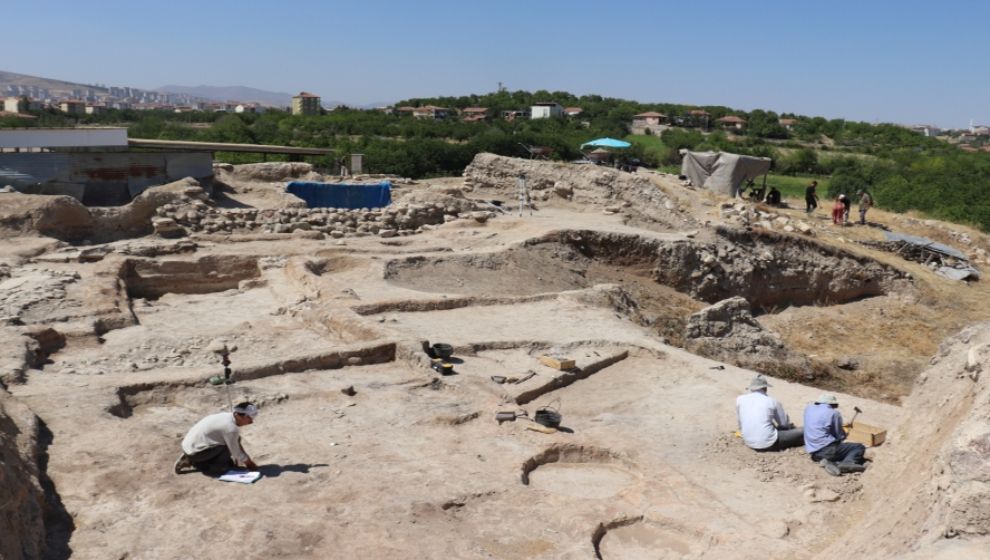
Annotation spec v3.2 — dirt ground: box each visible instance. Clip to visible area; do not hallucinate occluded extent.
[2,157,990,559]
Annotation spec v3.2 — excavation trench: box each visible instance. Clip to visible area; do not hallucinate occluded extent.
[123,255,261,300]
[385,227,910,311]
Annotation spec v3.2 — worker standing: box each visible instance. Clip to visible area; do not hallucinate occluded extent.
[805,181,819,213]
[857,190,874,225]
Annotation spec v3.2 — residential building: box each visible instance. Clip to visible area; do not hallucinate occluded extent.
[4,97,27,113]
[631,111,667,135]
[59,100,86,115]
[412,105,450,120]
[910,124,941,137]
[502,109,530,121]
[564,107,583,117]
[461,107,489,122]
[779,118,798,130]
[292,92,321,115]
[235,104,266,114]
[717,115,747,131]
[84,104,107,115]
[395,106,416,116]
[530,102,563,119]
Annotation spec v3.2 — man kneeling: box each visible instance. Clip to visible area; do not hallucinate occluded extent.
[803,394,866,476]
[175,402,259,476]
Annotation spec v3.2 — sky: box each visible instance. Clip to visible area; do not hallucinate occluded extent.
[4,0,988,128]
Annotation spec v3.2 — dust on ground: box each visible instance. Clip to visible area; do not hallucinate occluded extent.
[1,154,989,558]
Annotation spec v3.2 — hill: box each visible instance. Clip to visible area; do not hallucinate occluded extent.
[0,69,109,95]
[157,84,295,107]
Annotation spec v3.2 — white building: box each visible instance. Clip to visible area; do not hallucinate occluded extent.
[530,102,563,119]
[4,97,42,113]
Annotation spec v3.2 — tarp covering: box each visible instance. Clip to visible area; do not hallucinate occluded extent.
[680,151,772,197]
[286,181,391,209]
[937,266,981,281]
[883,231,968,260]
[581,137,632,149]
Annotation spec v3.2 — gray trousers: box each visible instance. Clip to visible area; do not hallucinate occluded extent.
[756,427,805,452]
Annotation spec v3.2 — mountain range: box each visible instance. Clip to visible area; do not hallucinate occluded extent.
[0,69,383,108]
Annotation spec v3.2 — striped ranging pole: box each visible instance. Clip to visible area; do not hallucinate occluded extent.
[516,173,531,217]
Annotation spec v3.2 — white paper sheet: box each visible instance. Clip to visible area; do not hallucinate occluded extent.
[218,470,261,484]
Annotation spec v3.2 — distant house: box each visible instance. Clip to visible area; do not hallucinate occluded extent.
[376,106,395,115]
[84,103,107,115]
[59,100,86,115]
[502,109,530,121]
[910,124,940,137]
[235,104,266,114]
[530,102,563,119]
[461,107,489,122]
[631,111,667,135]
[292,92,321,116]
[412,105,450,120]
[395,106,416,116]
[717,115,747,131]
[779,118,798,130]
[672,109,710,128]
[173,106,196,114]
[3,96,39,113]
[564,107,583,117]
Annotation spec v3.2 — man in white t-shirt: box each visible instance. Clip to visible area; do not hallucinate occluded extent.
[174,402,260,476]
[736,375,803,452]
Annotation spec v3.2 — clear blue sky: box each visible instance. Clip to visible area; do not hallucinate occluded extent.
[5,0,987,128]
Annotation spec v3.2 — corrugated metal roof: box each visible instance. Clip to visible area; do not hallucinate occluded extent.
[884,231,968,260]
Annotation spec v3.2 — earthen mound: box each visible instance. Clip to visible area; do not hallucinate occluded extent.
[823,324,990,557]
[463,153,694,230]
[0,178,213,243]
[684,296,810,375]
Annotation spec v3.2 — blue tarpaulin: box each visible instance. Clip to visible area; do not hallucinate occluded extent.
[286,181,391,209]
[580,137,632,149]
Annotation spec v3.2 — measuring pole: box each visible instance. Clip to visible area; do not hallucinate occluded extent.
[516,173,531,217]
[221,351,233,411]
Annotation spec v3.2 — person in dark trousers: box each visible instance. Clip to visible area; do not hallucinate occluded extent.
[841,193,852,223]
[736,375,804,452]
[175,402,260,476]
[805,181,819,213]
[766,187,782,206]
[803,394,866,476]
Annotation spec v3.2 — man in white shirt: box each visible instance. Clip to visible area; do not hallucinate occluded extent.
[175,402,260,476]
[736,375,803,452]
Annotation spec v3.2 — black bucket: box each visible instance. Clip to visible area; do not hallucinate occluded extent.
[432,343,454,360]
[534,406,562,428]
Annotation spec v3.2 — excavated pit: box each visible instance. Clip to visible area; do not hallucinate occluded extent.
[520,444,635,487]
[385,228,910,311]
[123,255,261,300]
[593,516,709,560]
[107,381,290,419]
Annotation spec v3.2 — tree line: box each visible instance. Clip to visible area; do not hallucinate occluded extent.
[2,91,989,230]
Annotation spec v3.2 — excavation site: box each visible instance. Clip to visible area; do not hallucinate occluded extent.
[2,153,990,559]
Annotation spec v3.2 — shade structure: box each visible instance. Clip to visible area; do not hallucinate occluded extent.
[580,137,632,149]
